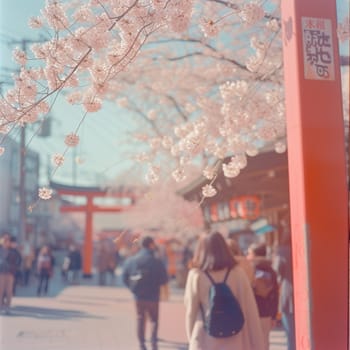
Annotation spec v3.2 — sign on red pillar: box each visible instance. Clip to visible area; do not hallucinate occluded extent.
[83,196,93,277]
[281,1,348,349]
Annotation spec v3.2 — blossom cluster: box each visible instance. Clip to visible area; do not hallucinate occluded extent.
[38,187,53,200]
[64,133,80,147]
[0,0,347,205]
[202,184,217,198]
[52,153,65,166]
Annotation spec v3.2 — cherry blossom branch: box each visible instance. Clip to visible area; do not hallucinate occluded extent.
[149,38,247,70]
[166,94,189,121]
[206,0,239,11]
[0,46,92,128]
[96,0,140,28]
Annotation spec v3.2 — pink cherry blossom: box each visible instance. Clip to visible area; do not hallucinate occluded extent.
[13,48,27,66]
[52,153,65,166]
[117,97,129,108]
[203,166,216,180]
[222,161,240,178]
[38,187,53,200]
[147,109,157,120]
[337,16,350,42]
[41,1,69,31]
[145,165,160,185]
[239,3,265,25]
[83,96,102,112]
[275,141,287,153]
[162,136,173,149]
[202,184,217,198]
[172,167,187,182]
[64,133,80,147]
[135,152,150,163]
[28,16,43,28]
[200,18,219,37]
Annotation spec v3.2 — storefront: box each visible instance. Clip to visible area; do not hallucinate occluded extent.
[178,150,290,249]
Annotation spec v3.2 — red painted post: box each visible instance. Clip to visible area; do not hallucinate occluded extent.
[83,195,94,277]
[281,1,348,349]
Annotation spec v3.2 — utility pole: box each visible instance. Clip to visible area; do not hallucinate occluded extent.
[18,122,26,243]
[18,39,29,244]
[8,38,44,243]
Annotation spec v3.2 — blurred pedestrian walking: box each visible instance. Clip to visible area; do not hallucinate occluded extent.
[67,244,82,284]
[36,245,54,296]
[247,243,279,350]
[184,232,264,350]
[122,236,168,350]
[226,237,254,283]
[96,240,117,286]
[21,241,35,286]
[9,236,22,295]
[0,233,21,314]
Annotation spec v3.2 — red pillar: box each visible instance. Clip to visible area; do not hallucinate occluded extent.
[83,195,93,277]
[281,1,348,349]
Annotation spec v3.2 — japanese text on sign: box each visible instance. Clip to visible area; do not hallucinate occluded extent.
[302,17,335,80]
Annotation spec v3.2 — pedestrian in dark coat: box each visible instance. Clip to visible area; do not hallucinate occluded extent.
[9,236,22,295]
[122,236,168,350]
[0,233,20,314]
[67,244,82,284]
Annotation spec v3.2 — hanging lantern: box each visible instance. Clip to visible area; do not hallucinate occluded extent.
[229,195,261,219]
[229,198,240,218]
[241,195,261,219]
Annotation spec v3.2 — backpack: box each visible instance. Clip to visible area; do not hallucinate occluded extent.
[128,263,151,297]
[200,268,245,338]
[254,268,274,298]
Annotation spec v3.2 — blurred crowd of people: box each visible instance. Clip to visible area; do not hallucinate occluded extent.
[0,229,295,350]
[119,231,295,350]
[0,232,57,304]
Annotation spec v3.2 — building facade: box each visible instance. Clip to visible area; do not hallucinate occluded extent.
[178,151,290,251]
[0,136,39,238]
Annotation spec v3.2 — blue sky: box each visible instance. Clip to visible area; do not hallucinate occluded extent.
[0,1,139,186]
[0,0,349,187]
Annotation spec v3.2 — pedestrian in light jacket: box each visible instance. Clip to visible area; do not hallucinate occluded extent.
[184,232,264,350]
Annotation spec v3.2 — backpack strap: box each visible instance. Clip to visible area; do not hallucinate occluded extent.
[204,270,215,284]
[223,268,231,283]
[204,268,231,284]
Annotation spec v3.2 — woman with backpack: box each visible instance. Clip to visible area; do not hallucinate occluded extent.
[184,232,264,350]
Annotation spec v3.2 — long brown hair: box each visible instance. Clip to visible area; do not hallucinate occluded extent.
[191,232,237,271]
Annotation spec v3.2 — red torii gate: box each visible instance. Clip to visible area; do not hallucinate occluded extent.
[50,181,134,277]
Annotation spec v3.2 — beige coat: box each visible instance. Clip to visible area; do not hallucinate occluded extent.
[184,266,264,350]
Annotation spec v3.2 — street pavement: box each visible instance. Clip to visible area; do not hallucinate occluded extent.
[0,267,288,350]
